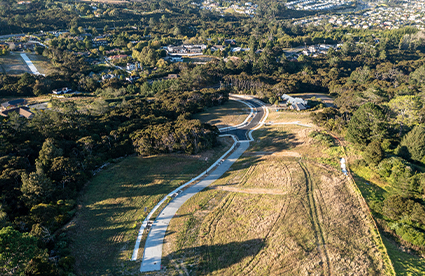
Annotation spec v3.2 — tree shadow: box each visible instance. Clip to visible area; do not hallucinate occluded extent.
[163,239,266,274]
[250,129,299,152]
[351,171,388,219]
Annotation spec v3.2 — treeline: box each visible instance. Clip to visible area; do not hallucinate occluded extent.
[0,87,228,275]
[308,30,425,252]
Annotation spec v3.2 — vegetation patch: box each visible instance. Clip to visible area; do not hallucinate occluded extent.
[68,138,232,275]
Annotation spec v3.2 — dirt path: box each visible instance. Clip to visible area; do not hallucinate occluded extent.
[211,186,288,195]
[299,161,332,275]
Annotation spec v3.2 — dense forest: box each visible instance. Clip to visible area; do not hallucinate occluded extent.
[2,0,425,274]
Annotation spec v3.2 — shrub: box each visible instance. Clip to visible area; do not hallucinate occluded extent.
[308,130,334,147]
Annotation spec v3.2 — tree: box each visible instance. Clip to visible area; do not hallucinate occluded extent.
[0,226,39,276]
[21,172,54,207]
[173,27,181,36]
[379,50,387,60]
[388,95,423,134]
[346,103,387,146]
[363,140,384,166]
[70,26,79,35]
[397,124,425,163]
[410,65,425,87]
[35,139,63,174]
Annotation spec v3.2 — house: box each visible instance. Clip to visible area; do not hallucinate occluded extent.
[126,63,136,71]
[125,76,135,82]
[102,74,116,81]
[1,99,27,111]
[108,55,128,60]
[0,107,34,119]
[168,56,183,62]
[165,74,179,79]
[211,45,225,51]
[281,94,307,106]
[291,103,307,111]
[188,47,202,53]
[224,39,236,45]
[52,87,72,95]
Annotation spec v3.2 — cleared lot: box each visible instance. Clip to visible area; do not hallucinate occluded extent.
[162,125,393,275]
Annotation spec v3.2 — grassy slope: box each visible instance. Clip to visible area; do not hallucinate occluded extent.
[350,162,425,275]
[162,125,391,275]
[192,100,250,128]
[68,138,233,275]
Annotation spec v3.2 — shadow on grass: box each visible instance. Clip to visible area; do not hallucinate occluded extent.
[250,129,299,152]
[217,154,264,181]
[164,239,266,274]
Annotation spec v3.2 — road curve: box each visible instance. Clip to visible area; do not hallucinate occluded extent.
[139,98,267,272]
[220,98,265,141]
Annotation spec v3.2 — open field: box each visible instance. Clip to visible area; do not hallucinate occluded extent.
[0,53,31,75]
[265,110,313,125]
[67,137,233,275]
[161,125,392,275]
[26,53,52,75]
[192,100,250,128]
[0,52,51,75]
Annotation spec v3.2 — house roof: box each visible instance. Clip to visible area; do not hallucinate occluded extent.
[293,103,306,110]
[1,99,27,108]
[0,107,34,119]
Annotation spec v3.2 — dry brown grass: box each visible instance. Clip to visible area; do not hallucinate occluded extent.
[0,53,31,75]
[266,110,313,125]
[67,138,234,276]
[192,100,250,128]
[161,126,391,276]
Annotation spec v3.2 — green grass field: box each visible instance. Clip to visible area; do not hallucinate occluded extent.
[192,100,250,128]
[68,137,233,275]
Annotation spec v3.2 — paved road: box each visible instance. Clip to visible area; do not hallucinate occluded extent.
[139,97,267,272]
[220,98,265,141]
[20,53,44,76]
[140,141,250,272]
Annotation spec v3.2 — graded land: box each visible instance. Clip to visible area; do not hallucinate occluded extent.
[0,52,51,75]
[192,99,251,128]
[67,137,234,275]
[0,52,32,75]
[160,118,394,275]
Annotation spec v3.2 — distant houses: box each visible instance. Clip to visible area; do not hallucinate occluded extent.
[165,44,207,55]
[108,54,128,60]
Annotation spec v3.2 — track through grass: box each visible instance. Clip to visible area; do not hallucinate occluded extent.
[299,161,331,275]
